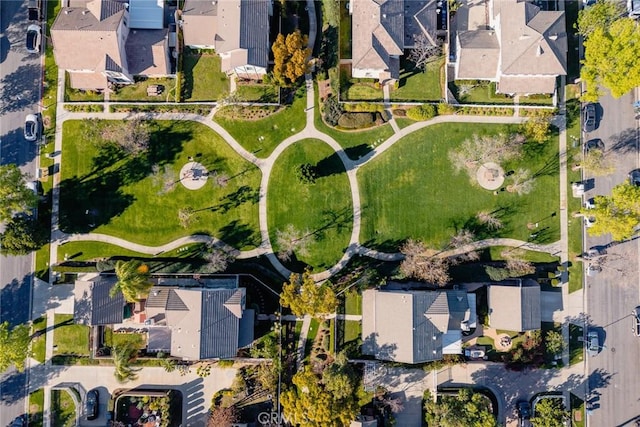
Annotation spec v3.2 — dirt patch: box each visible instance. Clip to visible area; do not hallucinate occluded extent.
[216,105,283,121]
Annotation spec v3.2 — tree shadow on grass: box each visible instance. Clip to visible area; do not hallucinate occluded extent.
[531,152,560,179]
[209,185,260,214]
[311,207,353,241]
[218,220,261,249]
[314,152,347,178]
[344,144,373,161]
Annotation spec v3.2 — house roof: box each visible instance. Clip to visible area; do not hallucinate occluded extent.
[51,1,127,79]
[217,0,270,71]
[362,289,470,364]
[488,279,541,331]
[125,28,169,75]
[405,0,438,48]
[352,0,404,75]
[456,30,500,80]
[498,75,557,94]
[181,0,217,47]
[145,286,250,360]
[74,276,125,326]
[68,71,109,90]
[496,0,567,77]
[128,0,165,29]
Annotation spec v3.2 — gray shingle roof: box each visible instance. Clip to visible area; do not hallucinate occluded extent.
[74,276,125,326]
[239,0,270,69]
[200,289,242,359]
[488,280,541,332]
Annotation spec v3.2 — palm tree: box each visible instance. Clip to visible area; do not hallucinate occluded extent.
[113,343,140,383]
[110,260,153,302]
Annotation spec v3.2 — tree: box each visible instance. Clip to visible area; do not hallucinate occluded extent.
[507,168,536,195]
[322,95,343,126]
[0,216,48,255]
[201,245,235,273]
[178,206,196,229]
[272,30,311,86]
[296,163,319,184]
[321,352,356,400]
[448,133,525,179]
[281,365,359,427]
[582,148,614,176]
[577,0,625,38]
[110,260,153,302]
[275,224,315,262]
[0,322,31,372]
[424,388,498,427]
[0,164,38,222]
[207,406,238,427]
[280,269,338,318]
[407,33,441,71]
[476,211,503,230]
[581,182,640,241]
[399,239,450,286]
[520,114,552,143]
[581,18,640,101]
[112,342,141,383]
[530,398,570,427]
[101,118,150,156]
[545,330,564,357]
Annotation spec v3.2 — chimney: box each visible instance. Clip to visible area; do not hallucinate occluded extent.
[536,44,543,56]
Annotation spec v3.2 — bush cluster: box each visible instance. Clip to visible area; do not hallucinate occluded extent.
[407,104,437,121]
[65,104,104,113]
[343,102,384,113]
[337,112,376,129]
[323,96,343,126]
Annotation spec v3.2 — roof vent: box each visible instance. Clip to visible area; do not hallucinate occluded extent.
[64,9,70,14]
[382,13,387,18]
[536,44,543,56]
[82,9,89,15]
[549,33,558,41]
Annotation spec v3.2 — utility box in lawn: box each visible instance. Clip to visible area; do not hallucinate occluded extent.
[28,0,41,21]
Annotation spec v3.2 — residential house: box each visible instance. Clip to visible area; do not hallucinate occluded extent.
[488,279,541,332]
[362,288,476,364]
[74,275,126,326]
[51,0,171,90]
[180,0,271,79]
[455,0,567,94]
[350,0,442,83]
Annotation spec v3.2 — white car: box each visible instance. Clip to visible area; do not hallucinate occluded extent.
[584,216,596,228]
[24,114,39,141]
[26,24,41,54]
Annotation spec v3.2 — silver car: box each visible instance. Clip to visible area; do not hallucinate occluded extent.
[24,114,39,141]
[587,330,599,357]
[26,24,41,53]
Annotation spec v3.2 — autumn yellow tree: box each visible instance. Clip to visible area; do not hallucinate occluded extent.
[272,30,311,86]
[280,269,338,318]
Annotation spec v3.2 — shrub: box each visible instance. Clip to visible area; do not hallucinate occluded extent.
[323,96,343,126]
[344,102,383,113]
[296,163,318,184]
[406,104,437,121]
[96,259,116,272]
[393,108,407,117]
[485,266,511,281]
[437,103,456,115]
[337,112,376,129]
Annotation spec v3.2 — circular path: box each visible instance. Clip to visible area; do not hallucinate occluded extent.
[476,162,505,191]
[179,161,208,190]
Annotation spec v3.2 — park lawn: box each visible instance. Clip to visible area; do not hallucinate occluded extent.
[57,241,205,262]
[31,317,47,363]
[488,246,559,263]
[182,53,230,101]
[29,389,44,427]
[53,314,90,356]
[358,123,561,250]
[58,120,262,250]
[390,57,443,102]
[344,290,362,315]
[110,77,176,102]
[51,389,77,427]
[268,139,353,271]
[214,88,306,158]
[235,84,279,103]
[395,118,416,129]
[314,88,394,158]
[344,83,383,101]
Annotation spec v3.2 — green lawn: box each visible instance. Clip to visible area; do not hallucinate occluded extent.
[390,57,443,102]
[110,77,176,102]
[268,139,353,271]
[570,393,585,427]
[35,243,50,282]
[569,323,584,366]
[314,87,394,158]
[450,81,514,104]
[567,100,584,293]
[57,241,205,262]
[236,84,279,103]
[53,314,90,356]
[519,93,555,106]
[214,88,306,158]
[487,246,559,263]
[51,389,77,427]
[29,389,44,427]
[58,120,262,250]
[344,82,383,101]
[105,329,145,349]
[395,118,416,129]
[31,317,47,363]
[343,320,361,343]
[359,123,561,250]
[182,53,230,101]
[344,290,362,315]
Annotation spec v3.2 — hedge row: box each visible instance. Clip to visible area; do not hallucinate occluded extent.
[64,104,104,113]
[109,104,212,115]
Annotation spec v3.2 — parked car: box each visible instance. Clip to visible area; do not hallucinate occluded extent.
[517,400,531,427]
[633,306,640,337]
[584,198,595,209]
[629,169,640,186]
[464,348,486,359]
[26,24,41,53]
[11,416,25,427]
[584,215,596,228]
[585,138,604,152]
[583,103,597,133]
[24,114,39,141]
[86,389,99,420]
[587,330,599,357]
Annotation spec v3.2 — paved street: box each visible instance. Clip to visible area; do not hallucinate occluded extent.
[583,89,640,426]
[0,0,43,425]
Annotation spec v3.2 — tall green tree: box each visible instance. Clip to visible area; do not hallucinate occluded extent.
[281,365,359,427]
[110,260,153,302]
[424,388,498,427]
[112,342,141,383]
[0,164,38,222]
[280,269,338,318]
[577,0,625,37]
[0,216,49,255]
[531,398,570,427]
[581,18,640,101]
[0,321,31,372]
[581,182,640,241]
